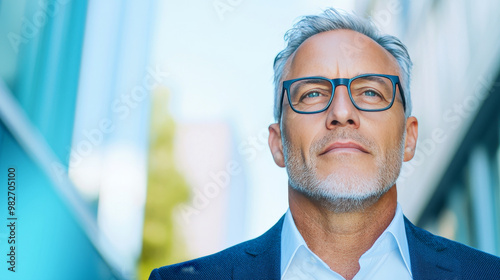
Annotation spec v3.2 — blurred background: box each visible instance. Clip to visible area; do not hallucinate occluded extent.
[0,0,499,279]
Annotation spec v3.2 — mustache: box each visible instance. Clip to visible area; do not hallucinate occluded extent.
[311,129,377,155]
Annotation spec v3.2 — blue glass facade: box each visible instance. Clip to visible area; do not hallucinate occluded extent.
[0,0,155,279]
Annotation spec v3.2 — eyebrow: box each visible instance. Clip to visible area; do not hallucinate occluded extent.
[292,79,332,90]
[295,78,331,84]
[355,75,387,84]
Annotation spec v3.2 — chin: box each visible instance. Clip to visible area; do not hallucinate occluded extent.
[290,172,394,213]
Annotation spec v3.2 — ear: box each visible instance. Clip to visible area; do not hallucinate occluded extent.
[403,116,418,162]
[268,123,285,167]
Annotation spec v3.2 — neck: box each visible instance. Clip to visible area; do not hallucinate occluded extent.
[288,185,397,280]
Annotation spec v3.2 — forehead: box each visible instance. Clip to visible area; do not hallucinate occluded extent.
[286,29,400,79]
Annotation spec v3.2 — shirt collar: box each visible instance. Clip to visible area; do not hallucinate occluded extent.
[382,203,412,276]
[280,202,412,276]
[280,207,307,275]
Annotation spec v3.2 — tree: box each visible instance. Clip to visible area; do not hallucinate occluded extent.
[138,88,190,280]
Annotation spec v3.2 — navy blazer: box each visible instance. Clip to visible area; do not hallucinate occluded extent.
[149,215,500,280]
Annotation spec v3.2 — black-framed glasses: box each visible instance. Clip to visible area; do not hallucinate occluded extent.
[279,74,405,116]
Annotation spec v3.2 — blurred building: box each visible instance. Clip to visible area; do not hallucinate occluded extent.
[173,122,248,259]
[0,1,158,279]
[358,0,500,256]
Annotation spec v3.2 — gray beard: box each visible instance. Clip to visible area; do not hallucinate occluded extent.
[283,128,405,213]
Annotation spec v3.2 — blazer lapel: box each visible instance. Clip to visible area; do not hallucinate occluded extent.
[232,215,284,280]
[404,217,459,280]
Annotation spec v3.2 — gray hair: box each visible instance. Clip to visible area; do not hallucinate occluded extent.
[273,8,413,121]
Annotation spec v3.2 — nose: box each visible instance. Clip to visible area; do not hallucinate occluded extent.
[325,85,360,129]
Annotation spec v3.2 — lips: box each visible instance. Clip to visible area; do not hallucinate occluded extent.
[320,141,369,155]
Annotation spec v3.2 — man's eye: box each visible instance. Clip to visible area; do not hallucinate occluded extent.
[304,91,322,98]
[363,90,381,98]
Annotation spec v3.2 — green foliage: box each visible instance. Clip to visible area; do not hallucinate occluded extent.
[138,88,190,280]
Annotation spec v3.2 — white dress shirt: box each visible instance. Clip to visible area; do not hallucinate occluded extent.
[280,203,413,280]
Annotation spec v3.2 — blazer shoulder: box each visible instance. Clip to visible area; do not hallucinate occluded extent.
[148,246,239,280]
[149,215,285,280]
[405,216,500,278]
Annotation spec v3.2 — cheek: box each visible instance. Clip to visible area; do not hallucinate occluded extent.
[361,113,405,155]
[283,115,323,160]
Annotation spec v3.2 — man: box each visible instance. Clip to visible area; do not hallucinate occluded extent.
[149,8,500,280]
